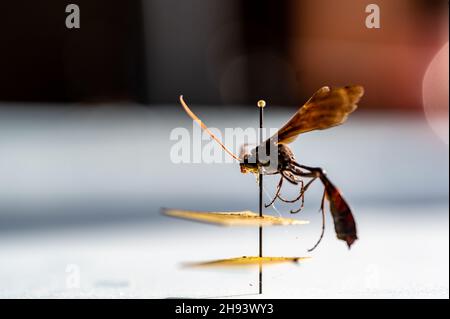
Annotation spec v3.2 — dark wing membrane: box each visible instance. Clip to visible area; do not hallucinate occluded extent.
[270,85,364,145]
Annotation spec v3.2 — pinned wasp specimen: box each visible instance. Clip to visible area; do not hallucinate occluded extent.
[178,85,364,251]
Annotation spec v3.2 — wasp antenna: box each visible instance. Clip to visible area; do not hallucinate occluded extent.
[179,95,241,162]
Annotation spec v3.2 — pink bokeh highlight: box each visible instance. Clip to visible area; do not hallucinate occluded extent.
[422,42,449,145]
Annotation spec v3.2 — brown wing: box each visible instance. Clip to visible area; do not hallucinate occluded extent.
[270,85,364,144]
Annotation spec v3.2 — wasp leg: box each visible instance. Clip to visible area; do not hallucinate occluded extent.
[307,189,327,252]
[281,170,300,185]
[292,162,328,248]
[280,164,320,213]
[289,177,318,214]
[264,176,283,208]
[277,179,304,203]
[291,162,324,177]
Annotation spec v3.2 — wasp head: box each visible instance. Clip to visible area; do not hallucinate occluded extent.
[239,154,259,174]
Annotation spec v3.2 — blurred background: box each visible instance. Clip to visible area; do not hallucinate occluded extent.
[0,0,448,298]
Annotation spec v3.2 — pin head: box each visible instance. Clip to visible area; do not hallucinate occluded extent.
[257,100,266,108]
